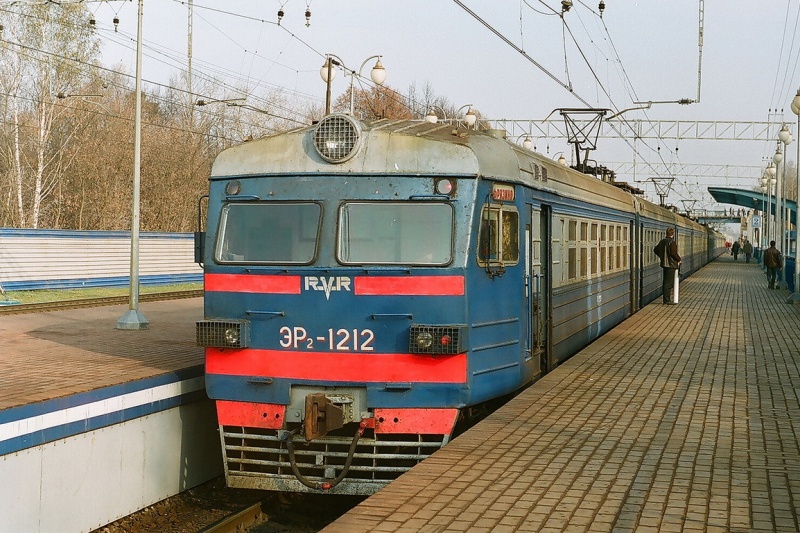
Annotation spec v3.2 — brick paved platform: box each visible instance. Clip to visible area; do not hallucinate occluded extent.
[0,298,203,410]
[322,257,800,532]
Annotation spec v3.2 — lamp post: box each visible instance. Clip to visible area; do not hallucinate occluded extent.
[552,152,568,166]
[792,88,800,299]
[774,144,784,286]
[767,162,777,243]
[760,175,767,250]
[320,54,386,116]
[116,0,147,330]
[778,125,794,289]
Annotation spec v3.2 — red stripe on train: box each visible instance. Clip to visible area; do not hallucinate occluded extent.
[206,348,467,383]
[354,276,464,296]
[205,273,301,294]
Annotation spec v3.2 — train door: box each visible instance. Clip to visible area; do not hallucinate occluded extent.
[638,220,645,310]
[630,218,638,313]
[526,205,551,378]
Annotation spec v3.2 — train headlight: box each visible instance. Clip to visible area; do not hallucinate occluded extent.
[415,331,434,350]
[225,180,241,195]
[313,114,362,163]
[196,320,250,348]
[409,325,466,355]
[435,178,455,196]
[224,326,240,345]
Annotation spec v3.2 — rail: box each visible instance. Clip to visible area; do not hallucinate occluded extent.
[197,502,263,533]
[0,289,203,316]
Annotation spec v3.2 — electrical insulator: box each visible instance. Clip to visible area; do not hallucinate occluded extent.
[561,0,572,13]
[113,16,119,32]
[277,8,284,24]
[305,8,311,27]
[89,15,96,26]
[599,1,605,18]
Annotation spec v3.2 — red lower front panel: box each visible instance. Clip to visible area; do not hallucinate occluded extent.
[216,400,458,436]
[216,400,286,429]
[374,408,459,434]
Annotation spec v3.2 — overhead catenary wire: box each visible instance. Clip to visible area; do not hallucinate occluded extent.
[514,1,684,191]
[0,5,310,127]
[0,1,423,139]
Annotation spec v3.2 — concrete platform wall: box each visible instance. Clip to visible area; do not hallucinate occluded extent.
[0,368,222,533]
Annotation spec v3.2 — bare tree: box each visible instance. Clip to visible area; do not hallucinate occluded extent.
[334,84,413,120]
[0,3,100,228]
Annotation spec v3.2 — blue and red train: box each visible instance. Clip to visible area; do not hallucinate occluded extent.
[195,114,725,494]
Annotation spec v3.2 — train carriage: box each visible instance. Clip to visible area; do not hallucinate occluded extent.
[195,114,724,495]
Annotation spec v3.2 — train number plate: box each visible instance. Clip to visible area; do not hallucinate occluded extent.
[279,326,375,351]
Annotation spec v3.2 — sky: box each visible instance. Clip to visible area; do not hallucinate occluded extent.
[85,0,800,212]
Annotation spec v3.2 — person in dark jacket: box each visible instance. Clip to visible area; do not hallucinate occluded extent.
[764,240,783,289]
[731,240,740,260]
[743,239,753,263]
[654,227,682,304]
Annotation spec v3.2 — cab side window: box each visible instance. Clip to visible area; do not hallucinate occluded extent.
[478,204,519,267]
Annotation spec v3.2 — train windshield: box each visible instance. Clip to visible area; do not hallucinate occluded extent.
[338,202,453,265]
[215,202,321,264]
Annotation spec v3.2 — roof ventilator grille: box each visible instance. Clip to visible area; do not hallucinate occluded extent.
[313,114,362,163]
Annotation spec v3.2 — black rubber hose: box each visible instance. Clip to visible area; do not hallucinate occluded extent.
[284,422,365,491]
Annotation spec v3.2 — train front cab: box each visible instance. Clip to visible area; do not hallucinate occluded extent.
[197,178,474,494]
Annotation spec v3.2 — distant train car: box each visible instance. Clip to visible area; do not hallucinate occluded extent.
[195,114,724,495]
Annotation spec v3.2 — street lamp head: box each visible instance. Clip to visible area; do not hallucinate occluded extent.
[767,162,777,180]
[773,146,783,165]
[778,124,792,145]
[370,59,387,85]
[455,104,476,127]
[464,107,477,127]
[792,89,800,116]
[424,105,446,124]
[320,57,338,83]
[523,136,533,150]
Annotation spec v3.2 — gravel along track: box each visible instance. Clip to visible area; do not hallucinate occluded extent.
[91,477,365,533]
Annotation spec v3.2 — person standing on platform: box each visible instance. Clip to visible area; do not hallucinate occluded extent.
[764,240,783,289]
[732,240,740,260]
[743,239,753,263]
[654,227,682,304]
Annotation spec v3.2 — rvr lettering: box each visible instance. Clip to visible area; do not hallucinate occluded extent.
[304,276,352,300]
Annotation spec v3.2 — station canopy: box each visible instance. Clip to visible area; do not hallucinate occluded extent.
[708,187,797,226]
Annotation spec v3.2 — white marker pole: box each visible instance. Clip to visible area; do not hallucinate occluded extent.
[673,269,680,304]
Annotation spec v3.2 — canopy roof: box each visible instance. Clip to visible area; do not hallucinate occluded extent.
[708,187,796,226]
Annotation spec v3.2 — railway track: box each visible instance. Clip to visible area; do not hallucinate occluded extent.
[0,289,203,315]
[92,477,364,533]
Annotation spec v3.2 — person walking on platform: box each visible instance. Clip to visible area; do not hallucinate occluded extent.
[654,227,682,304]
[743,239,753,263]
[732,240,740,260]
[764,240,783,289]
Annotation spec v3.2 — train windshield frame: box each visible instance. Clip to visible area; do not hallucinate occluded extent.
[337,201,454,266]
[214,201,322,264]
